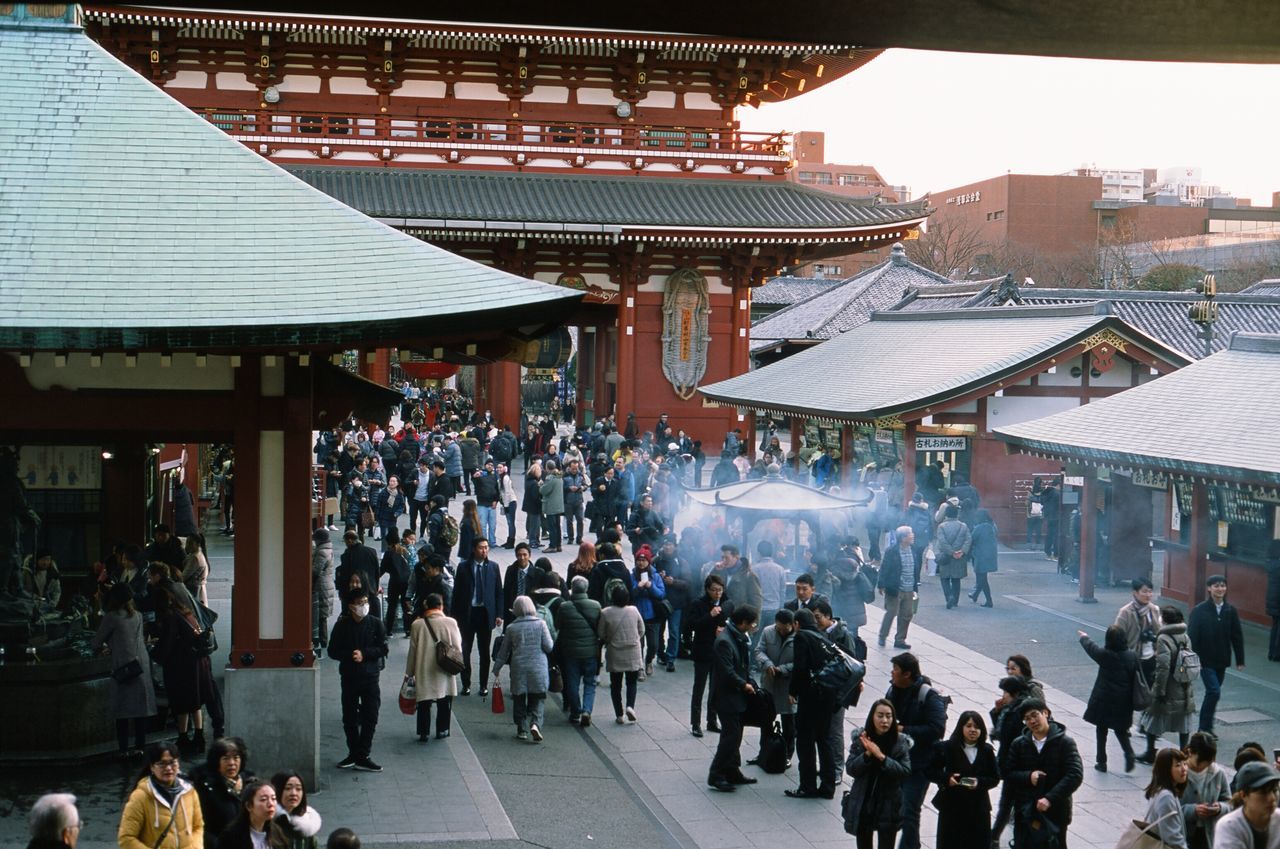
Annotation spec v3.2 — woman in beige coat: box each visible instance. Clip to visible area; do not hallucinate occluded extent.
[405,592,463,742]
[596,584,645,724]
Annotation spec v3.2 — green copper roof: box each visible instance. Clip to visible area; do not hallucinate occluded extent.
[700,305,1189,423]
[0,14,578,352]
[995,332,1280,486]
[285,167,931,233]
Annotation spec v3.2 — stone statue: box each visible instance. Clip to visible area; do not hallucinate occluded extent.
[0,446,41,595]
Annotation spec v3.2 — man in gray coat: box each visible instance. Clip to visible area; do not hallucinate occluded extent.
[753,608,796,763]
[539,461,565,553]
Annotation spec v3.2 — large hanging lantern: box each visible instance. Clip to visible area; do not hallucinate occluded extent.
[401,361,460,381]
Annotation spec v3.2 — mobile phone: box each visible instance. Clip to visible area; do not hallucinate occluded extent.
[959,777,979,788]
[1274,748,1280,762]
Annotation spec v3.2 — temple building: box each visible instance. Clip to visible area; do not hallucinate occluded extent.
[82,4,930,438]
[0,3,576,776]
[701,304,1191,581]
[995,332,1280,625]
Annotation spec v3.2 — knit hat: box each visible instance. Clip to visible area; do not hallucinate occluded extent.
[635,545,654,563]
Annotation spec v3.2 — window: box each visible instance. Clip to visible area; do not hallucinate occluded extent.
[815,172,833,185]
[839,174,867,186]
[798,171,817,183]
[985,210,1005,221]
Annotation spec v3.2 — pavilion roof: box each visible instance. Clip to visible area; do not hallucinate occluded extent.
[749,244,997,352]
[890,282,1280,360]
[685,476,871,511]
[284,167,930,246]
[0,9,579,352]
[994,333,1280,489]
[701,304,1190,424]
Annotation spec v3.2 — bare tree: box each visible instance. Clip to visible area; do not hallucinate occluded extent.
[903,216,988,278]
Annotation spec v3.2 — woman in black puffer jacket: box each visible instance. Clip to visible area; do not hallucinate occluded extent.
[190,737,254,849]
[1079,625,1138,773]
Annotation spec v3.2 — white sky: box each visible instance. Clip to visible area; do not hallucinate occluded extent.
[736,49,1280,204]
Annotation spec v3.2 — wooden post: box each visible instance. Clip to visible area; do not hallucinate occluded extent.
[1078,471,1099,603]
[1188,483,1211,602]
[902,423,917,510]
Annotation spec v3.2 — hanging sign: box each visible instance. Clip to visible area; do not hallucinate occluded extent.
[915,436,967,451]
[1131,469,1169,490]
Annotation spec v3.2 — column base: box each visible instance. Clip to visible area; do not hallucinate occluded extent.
[224,665,320,787]
[1075,596,1099,604]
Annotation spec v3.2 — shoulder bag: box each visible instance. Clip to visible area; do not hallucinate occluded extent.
[427,618,465,675]
[1131,663,1153,712]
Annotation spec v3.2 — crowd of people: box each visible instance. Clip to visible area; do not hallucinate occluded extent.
[27,397,1280,849]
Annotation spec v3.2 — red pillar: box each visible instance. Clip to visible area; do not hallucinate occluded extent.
[789,417,803,476]
[483,361,522,432]
[357,348,392,386]
[615,283,637,420]
[593,326,610,420]
[1078,472,1099,603]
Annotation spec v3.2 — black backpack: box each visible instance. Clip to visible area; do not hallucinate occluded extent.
[812,631,866,708]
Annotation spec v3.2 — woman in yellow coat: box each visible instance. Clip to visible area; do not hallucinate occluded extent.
[119,742,204,849]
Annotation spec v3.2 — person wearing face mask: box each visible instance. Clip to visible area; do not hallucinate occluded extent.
[327,587,389,773]
[928,712,1000,849]
[215,781,284,849]
[270,771,321,849]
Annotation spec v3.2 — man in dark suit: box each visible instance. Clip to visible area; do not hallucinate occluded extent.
[707,605,760,793]
[336,530,379,596]
[783,573,829,614]
[1187,574,1246,734]
[451,537,504,696]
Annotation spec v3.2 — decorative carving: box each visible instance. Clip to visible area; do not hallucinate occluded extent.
[873,416,905,430]
[993,273,1023,305]
[661,268,712,400]
[1080,329,1128,373]
[1079,329,1128,354]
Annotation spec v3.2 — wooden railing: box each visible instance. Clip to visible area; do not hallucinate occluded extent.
[201,110,791,169]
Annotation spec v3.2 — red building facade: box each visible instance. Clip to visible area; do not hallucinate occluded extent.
[85,6,928,442]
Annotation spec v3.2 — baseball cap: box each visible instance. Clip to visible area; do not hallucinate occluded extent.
[1235,761,1280,791]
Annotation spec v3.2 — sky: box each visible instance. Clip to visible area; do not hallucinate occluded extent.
[736,49,1280,204]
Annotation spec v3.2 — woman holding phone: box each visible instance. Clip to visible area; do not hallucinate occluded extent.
[929,711,1001,849]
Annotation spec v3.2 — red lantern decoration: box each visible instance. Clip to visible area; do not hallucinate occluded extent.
[401,362,459,381]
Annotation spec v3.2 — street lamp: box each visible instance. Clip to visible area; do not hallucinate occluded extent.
[1188,273,1218,358]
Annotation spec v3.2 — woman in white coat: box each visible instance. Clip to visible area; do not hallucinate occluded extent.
[405,592,463,742]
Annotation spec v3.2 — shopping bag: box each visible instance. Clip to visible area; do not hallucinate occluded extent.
[491,684,506,714]
[1112,811,1180,849]
[399,676,416,715]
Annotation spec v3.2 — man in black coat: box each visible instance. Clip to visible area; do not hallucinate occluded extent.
[328,586,390,772]
[1004,699,1084,849]
[502,543,535,623]
[887,652,949,849]
[450,538,504,697]
[707,606,759,792]
[1187,574,1245,733]
[687,574,733,737]
[144,524,184,574]
[786,608,841,800]
[335,531,379,597]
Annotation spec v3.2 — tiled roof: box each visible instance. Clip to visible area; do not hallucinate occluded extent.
[1239,279,1280,295]
[753,276,844,306]
[749,244,997,351]
[285,167,931,233]
[896,286,1280,360]
[705,305,1189,422]
[0,13,578,351]
[995,332,1280,486]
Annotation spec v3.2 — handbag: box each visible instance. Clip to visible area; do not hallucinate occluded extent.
[1112,810,1180,849]
[1019,804,1062,849]
[490,684,505,714]
[756,721,789,773]
[360,503,375,530]
[657,599,675,619]
[742,687,777,728]
[112,658,144,683]
[549,665,564,693]
[1132,666,1153,712]
[399,676,417,715]
[427,619,465,675]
